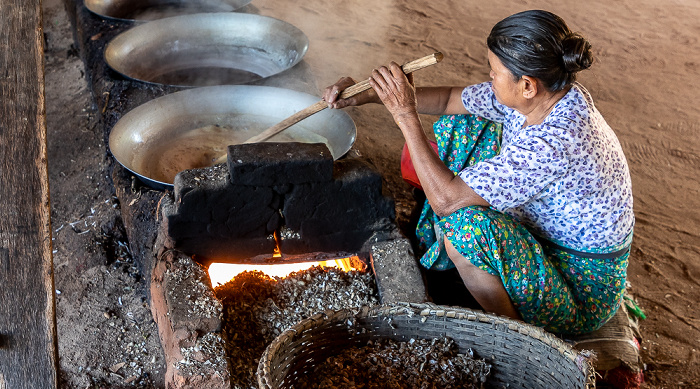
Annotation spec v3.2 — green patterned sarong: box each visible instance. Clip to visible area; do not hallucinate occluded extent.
[416,114,629,335]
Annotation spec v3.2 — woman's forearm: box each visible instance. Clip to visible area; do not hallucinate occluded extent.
[415,86,468,115]
[396,112,489,216]
[366,64,486,215]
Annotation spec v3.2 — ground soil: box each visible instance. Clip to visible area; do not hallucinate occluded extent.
[44,0,166,387]
[43,0,699,388]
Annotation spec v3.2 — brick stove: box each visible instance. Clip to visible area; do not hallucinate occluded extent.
[164,142,395,264]
[150,141,427,388]
[60,4,428,386]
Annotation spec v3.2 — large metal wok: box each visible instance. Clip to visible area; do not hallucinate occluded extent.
[108,85,357,189]
[104,13,308,87]
[85,0,253,21]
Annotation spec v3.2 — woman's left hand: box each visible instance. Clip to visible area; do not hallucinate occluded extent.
[369,62,418,122]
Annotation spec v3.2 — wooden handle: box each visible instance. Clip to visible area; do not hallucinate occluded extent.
[335,52,444,100]
[244,52,444,144]
[243,100,328,144]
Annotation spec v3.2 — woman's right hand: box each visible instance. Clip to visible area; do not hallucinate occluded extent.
[322,77,380,109]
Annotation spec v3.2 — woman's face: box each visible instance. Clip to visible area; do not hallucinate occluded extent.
[487,50,521,108]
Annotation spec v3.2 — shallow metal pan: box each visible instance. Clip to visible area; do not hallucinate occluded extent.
[108,85,357,190]
[104,13,309,87]
[85,0,253,22]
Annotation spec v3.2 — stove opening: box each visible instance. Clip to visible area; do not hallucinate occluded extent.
[208,254,366,286]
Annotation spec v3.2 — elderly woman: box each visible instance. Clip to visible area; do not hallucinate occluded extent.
[323,10,634,335]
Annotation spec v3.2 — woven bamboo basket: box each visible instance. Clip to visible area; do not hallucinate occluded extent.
[257,302,595,389]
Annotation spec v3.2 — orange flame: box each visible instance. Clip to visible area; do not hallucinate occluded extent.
[207,231,365,286]
[208,256,363,286]
[272,230,282,258]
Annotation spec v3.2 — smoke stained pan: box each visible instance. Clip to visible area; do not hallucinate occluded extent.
[84,0,253,21]
[108,85,357,189]
[104,13,309,87]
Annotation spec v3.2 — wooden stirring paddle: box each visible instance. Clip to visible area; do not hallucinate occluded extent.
[214,52,443,164]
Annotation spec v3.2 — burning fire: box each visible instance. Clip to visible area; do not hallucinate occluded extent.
[208,256,364,286]
[208,230,366,286]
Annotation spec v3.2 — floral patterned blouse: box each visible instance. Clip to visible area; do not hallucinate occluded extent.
[458,82,634,250]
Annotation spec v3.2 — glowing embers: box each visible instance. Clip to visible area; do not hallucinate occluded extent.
[208,255,364,286]
[207,228,367,285]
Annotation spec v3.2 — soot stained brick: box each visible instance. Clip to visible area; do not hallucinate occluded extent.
[228,142,333,187]
[166,150,395,261]
[283,159,395,233]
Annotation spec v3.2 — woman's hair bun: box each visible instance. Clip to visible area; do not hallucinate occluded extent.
[488,10,594,91]
[561,33,594,73]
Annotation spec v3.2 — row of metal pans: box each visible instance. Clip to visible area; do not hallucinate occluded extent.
[85,0,253,22]
[87,1,357,189]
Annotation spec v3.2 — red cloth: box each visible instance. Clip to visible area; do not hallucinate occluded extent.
[597,338,644,389]
[400,141,439,190]
[598,367,644,389]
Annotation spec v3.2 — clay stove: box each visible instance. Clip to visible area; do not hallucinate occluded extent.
[163,142,395,264]
[150,141,427,388]
[61,3,428,387]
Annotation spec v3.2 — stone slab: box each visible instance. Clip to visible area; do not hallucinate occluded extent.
[370,239,428,304]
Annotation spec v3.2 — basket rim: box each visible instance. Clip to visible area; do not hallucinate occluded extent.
[257,302,596,389]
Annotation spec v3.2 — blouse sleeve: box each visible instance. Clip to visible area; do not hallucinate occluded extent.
[461,82,511,122]
[458,127,570,210]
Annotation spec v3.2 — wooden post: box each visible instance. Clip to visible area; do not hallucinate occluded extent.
[0,0,59,387]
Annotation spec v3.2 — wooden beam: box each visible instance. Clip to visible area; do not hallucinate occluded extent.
[0,0,59,387]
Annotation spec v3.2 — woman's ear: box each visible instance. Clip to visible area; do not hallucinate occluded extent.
[520,75,538,99]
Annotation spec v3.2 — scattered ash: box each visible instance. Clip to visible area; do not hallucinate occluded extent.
[174,332,228,376]
[295,337,491,389]
[214,266,379,389]
[167,255,224,322]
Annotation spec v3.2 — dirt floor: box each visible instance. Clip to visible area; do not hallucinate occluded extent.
[43,0,699,387]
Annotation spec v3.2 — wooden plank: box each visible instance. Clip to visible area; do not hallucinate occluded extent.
[0,0,59,388]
